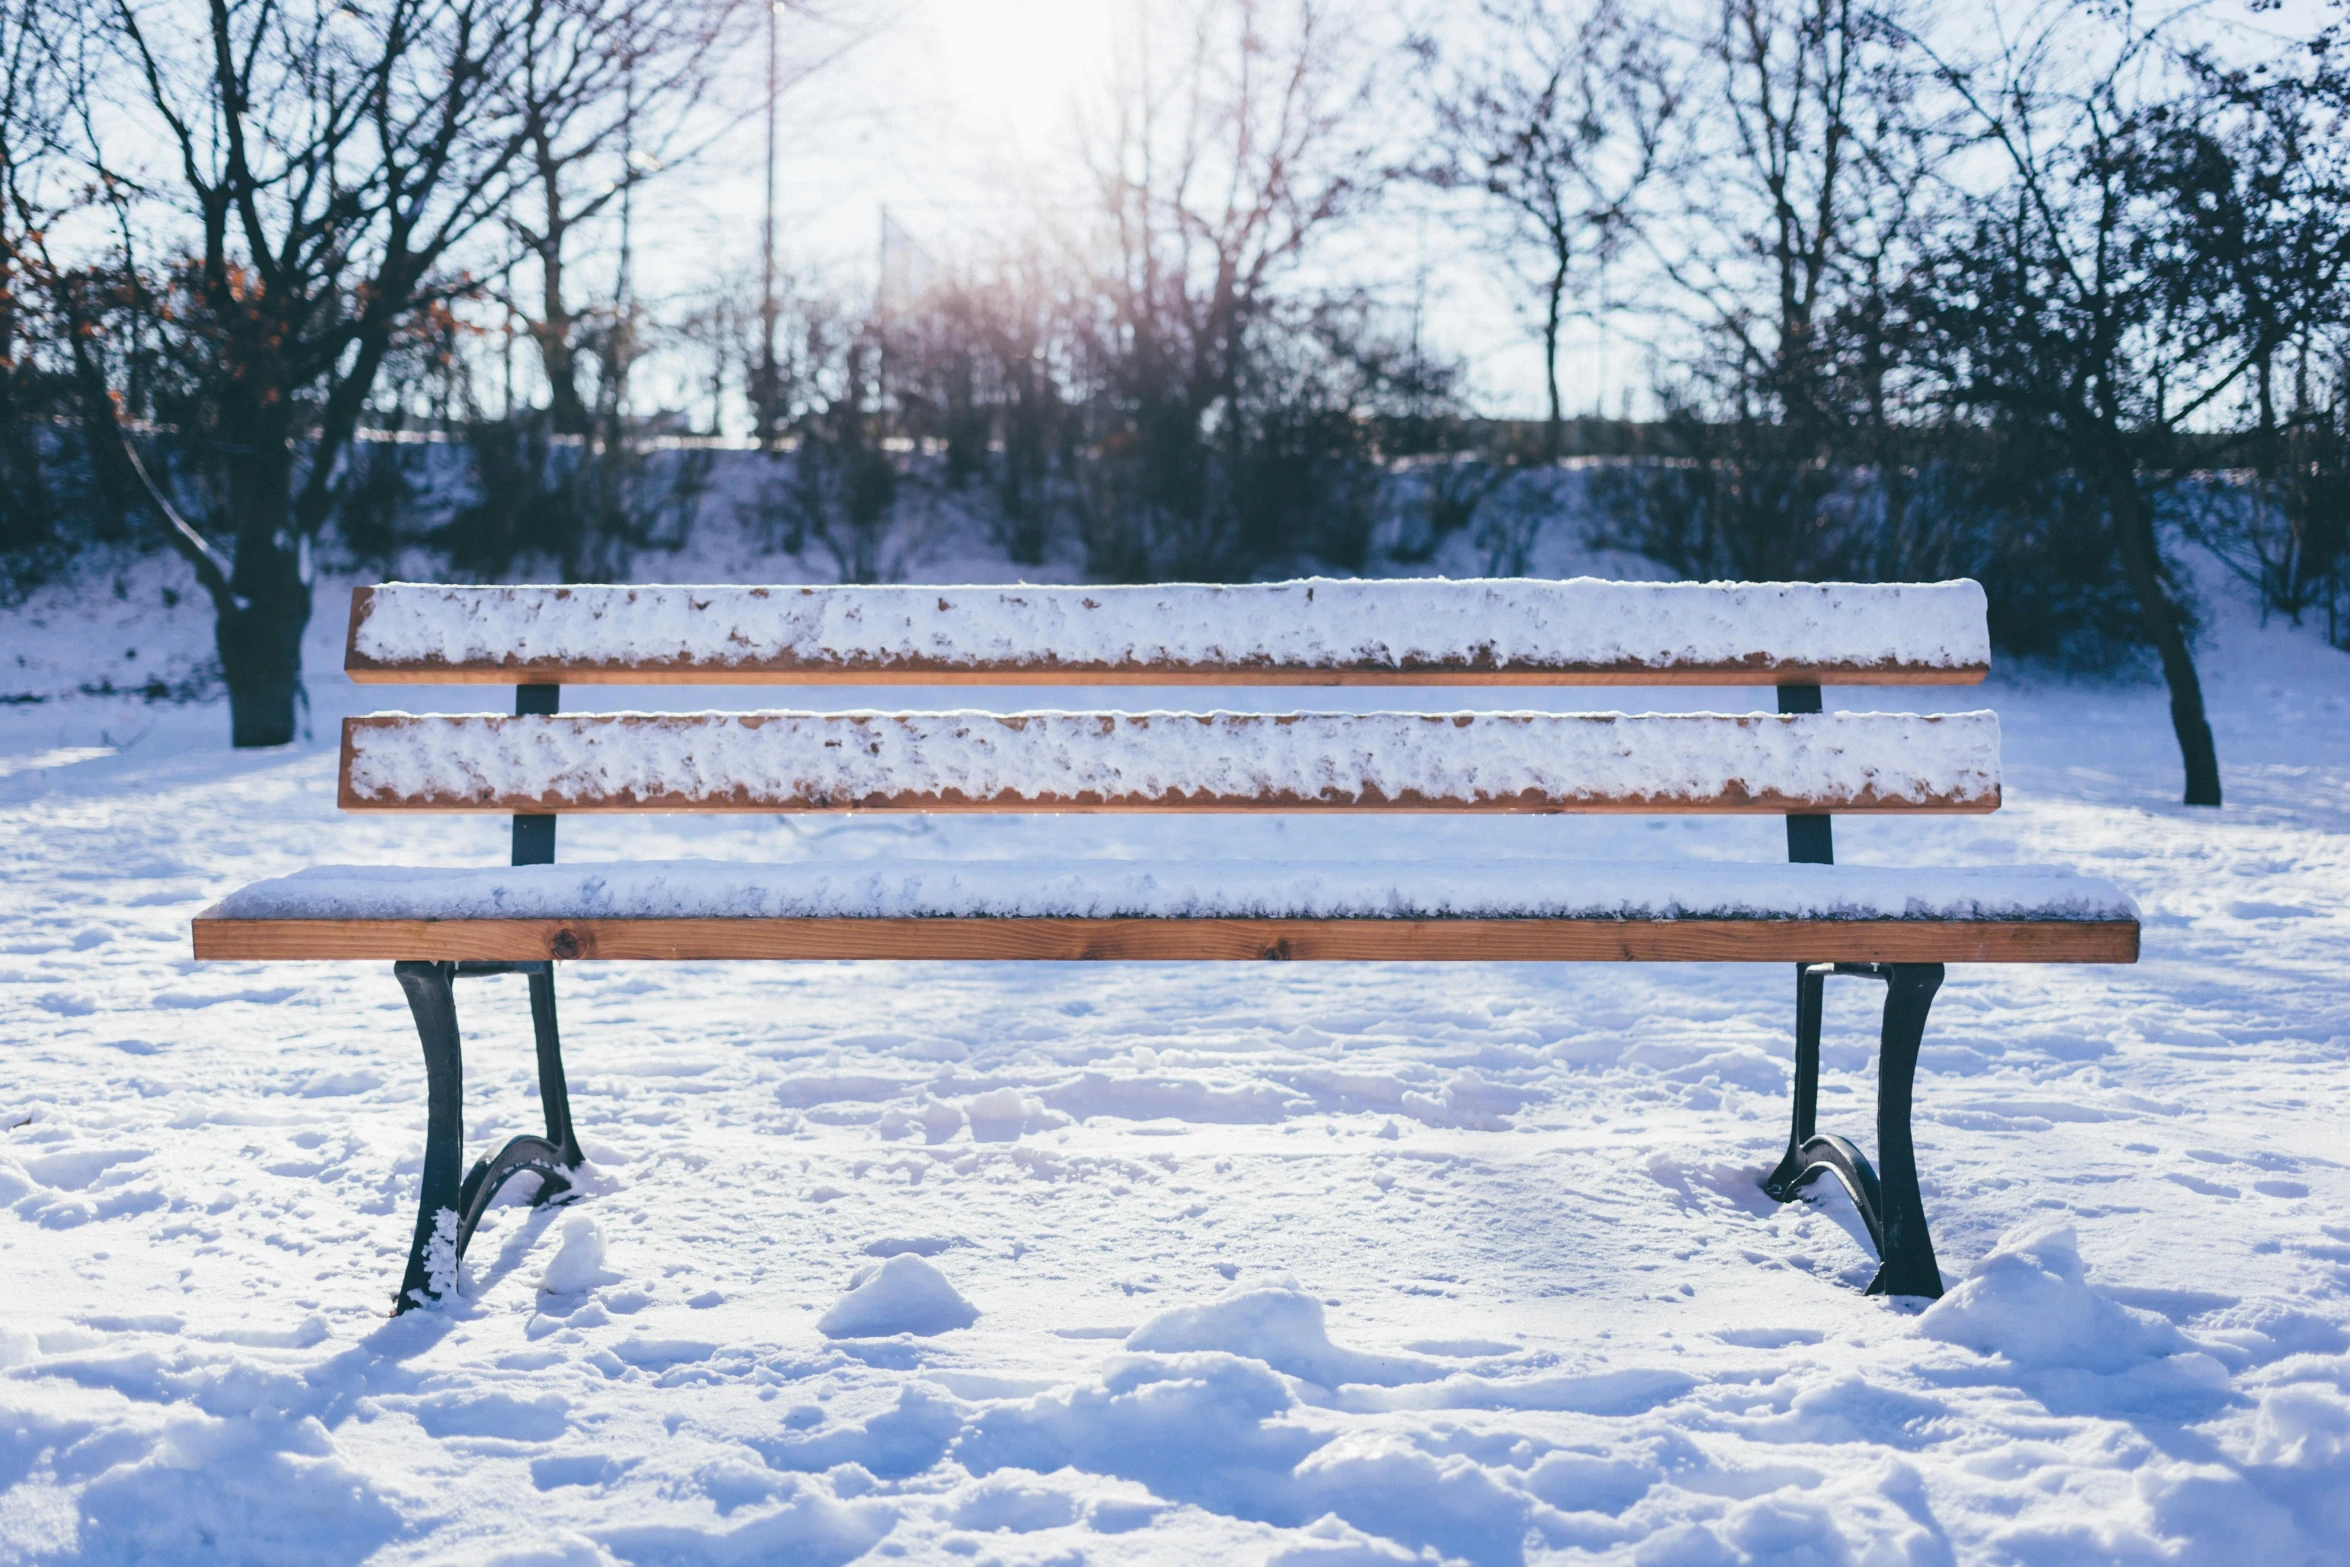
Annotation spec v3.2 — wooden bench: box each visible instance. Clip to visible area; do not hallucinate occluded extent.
[192,579,2139,1312]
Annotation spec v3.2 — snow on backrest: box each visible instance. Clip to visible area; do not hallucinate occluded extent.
[336,710,2003,815]
[344,579,1992,685]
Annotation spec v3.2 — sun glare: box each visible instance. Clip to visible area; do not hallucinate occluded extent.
[925,0,1114,156]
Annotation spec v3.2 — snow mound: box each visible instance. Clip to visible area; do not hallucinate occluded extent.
[2251,1383,2350,1470]
[960,1086,1059,1142]
[817,1254,979,1339]
[1918,1223,2234,1416]
[475,1534,617,1567]
[957,1346,1552,1561]
[537,1214,615,1296]
[1266,1513,1441,1565]
[1125,1283,1448,1388]
[958,1351,1325,1519]
[1918,1223,2192,1372]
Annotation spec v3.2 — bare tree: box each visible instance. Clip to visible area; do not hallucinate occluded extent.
[0,0,38,392]
[0,0,64,566]
[1412,0,1679,458]
[2173,37,2350,642]
[1904,8,2350,806]
[1644,0,1937,432]
[2215,328,2350,640]
[882,250,1077,565]
[1582,0,1945,586]
[1071,0,1377,578]
[499,0,748,439]
[44,0,624,745]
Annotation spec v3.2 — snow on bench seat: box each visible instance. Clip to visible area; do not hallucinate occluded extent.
[209,857,2136,923]
[192,858,2141,964]
[338,709,2003,814]
[344,578,1994,685]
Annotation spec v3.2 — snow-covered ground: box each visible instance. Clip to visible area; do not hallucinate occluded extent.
[4,542,2350,1565]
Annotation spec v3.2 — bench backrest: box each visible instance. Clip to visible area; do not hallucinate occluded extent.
[340,578,1997,867]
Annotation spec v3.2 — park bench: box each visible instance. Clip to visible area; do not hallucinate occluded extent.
[191,578,2139,1313]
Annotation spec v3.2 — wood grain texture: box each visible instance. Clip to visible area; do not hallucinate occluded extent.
[342,584,1990,688]
[192,915,2140,964]
[335,711,2002,816]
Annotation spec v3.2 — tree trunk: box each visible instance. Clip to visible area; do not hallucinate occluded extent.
[1542,262,1566,463]
[526,142,593,439]
[217,554,311,747]
[533,310,590,437]
[218,439,312,748]
[0,246,14,377]
[531,238,590,437]
[2100,458,2221,806]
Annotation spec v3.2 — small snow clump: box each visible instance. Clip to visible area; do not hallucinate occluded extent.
[818,1253,979,1338]
[1126,1282,1446,1388]
[538,1213,614,1295]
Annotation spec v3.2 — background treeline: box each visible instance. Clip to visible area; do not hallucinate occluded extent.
[2,0,2347,804]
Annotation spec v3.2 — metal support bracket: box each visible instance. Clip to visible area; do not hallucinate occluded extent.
[1762,961,1947,1298]
[512,682,559,866]
[391,959,584,1314]
[1777,683,1835,867]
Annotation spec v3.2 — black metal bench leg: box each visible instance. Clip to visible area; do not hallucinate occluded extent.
[391,960,583,1314]
[1761,960,1948,1300]
[1866,963,1946,1298]
[394,961,466,1313]
[528,965,583,1166]
[1765,962,1827,1191]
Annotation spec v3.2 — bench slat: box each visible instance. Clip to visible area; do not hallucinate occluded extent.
[338,710,2003,814]
[197,858,2137,961]
[344,580,1993,686]
[200,855,2133,922]
[190,916,2138,964]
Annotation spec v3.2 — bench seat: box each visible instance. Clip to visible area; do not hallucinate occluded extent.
[195,858,2139,963]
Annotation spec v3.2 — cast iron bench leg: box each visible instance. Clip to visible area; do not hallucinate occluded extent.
[1763,961,1947,1299]
[394,962,466,1311]
[391,959,584,1314]
[1868,964,1946,1297]
[529,965,584,1167]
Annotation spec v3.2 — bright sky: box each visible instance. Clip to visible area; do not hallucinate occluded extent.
[627,0,2337,429]
[921,0,1116,161]
[624,0,1577,428]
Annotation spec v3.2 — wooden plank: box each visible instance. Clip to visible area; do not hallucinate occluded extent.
[346,662,1992,689]
[344,582,1993,687]
[193,916,2140,964]
[336,711,2003,815]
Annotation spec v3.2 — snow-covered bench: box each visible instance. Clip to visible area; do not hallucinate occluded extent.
[193,579,2138,1312]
